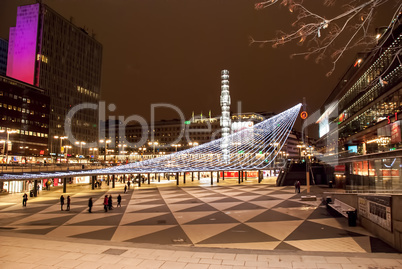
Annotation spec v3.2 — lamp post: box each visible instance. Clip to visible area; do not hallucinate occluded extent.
[99,139,111,162]
[0,139,5,163]
[64,145,72,163]
[148,141,158,156]
[172,144,181,152]
[189,142,198,148]
[118,144,127,160]
[75,141,86,156]
[1,129,17,165]
[54,136,68,163]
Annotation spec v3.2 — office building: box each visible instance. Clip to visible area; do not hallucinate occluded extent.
[6,3,102,155]
[317,19,402,190]
[0,75,50,162]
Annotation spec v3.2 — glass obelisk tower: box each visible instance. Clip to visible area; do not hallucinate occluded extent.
[220,70,231,164]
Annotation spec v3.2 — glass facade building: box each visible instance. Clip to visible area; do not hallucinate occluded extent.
[6,3,102,155]
[317,20,402,191]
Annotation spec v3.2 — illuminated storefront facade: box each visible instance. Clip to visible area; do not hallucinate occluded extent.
[317,20,402,190]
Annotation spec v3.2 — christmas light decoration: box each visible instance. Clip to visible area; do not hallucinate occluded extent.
[0,104,301,180]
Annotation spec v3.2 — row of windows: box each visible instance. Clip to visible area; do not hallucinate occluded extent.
[338,34,402,114]
[0,127,48,138]
[339,87,402,139]
[77,86,99,98]
[0,115,48,128]
[0,103,47,117]
[339,65,402,125]
[0,91,47,107]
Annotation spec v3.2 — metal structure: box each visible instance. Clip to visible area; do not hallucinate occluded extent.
[0,104,301,180]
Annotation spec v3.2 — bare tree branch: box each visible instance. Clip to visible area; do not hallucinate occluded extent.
[252,0,402,76]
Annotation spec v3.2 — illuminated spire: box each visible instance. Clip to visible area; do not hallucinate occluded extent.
[220,70,231,164]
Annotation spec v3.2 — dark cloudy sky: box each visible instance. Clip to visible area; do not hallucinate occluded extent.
[0,0,396,125]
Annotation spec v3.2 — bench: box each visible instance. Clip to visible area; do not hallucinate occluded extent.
[326,198,357,226]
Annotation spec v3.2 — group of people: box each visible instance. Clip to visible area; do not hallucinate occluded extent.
[102,194,122,212]
[60,195,71,211]
[124,181,131,193]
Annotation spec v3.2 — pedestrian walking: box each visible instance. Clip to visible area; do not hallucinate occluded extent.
[296,180,301,193]
[124,185,127,193]
[103,195,108,212]
[22,193,28,207]
[88,197,93,213]
[117,194,122,207]
[127,181,130,189]
[108,195,113,210]
[66,196,71,211]
[60,195,65,211]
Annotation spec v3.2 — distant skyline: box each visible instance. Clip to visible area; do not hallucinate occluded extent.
[0,0,396,125]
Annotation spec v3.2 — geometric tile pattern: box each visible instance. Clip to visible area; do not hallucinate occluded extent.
[0,183,398,253]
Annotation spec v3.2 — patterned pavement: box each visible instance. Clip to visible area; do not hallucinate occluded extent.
[0,182,398,253]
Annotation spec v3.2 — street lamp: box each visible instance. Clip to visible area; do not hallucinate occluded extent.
[54,136,68,162]
[0,129,17,165]
[75,141,86,156]
[118,144,127,160]
[189,142,199,147]
[0,139,5,163]
[99,139,111,162]
[172,144,181,152]
[148,141,158,155]
[64,145,72,163]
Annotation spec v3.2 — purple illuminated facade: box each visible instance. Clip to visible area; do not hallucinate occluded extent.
[6,3,102,156]
[6,4,40,85]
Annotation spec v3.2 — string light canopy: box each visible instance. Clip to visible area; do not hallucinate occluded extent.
[0,104,301,180]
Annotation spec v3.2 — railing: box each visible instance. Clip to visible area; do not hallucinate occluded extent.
[0,163,108,174]
[345,189,402,194]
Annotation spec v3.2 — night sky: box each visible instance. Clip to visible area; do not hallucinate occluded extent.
[0,0,396,127]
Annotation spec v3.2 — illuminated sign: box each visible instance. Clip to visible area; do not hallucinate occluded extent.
[184,121,191,125]
[300,111,308,119]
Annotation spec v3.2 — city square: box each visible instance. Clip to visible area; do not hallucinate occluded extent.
[1,180,401,268]
[1,0,402,268]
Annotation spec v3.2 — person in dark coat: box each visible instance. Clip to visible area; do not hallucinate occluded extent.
[117,194,122,207]
[88,197,93,213]
[108,195,113,210]
[103,195,108,212]
[60,195,65,211]
[66,196,71,211]
[124,185,127,193]
[127,181,130,189]
[22,193,28,207]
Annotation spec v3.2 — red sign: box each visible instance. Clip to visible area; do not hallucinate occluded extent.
[334,165,345,172]
[391,121,401,144]
[300,111,308,119]
[39,150,45,155]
